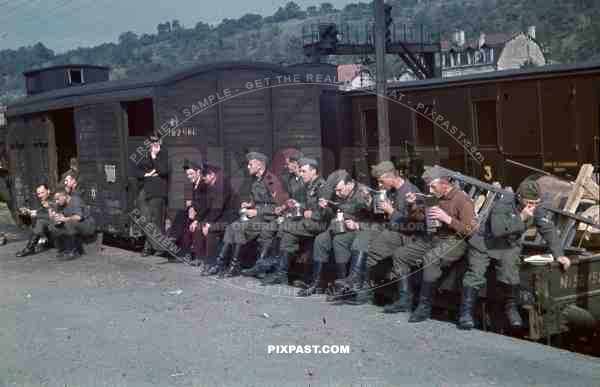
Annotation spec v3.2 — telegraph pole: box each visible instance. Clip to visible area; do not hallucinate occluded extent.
[374,0,390,161]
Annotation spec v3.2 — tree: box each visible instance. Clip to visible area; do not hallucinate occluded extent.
[118,31,138,46]
[171,20,182,31]
[319,3,336,15]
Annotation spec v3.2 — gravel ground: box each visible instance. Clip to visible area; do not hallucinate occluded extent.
[1,238,599,387]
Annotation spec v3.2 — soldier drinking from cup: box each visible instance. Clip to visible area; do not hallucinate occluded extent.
[459,179,571,330]
[392,166,476,323]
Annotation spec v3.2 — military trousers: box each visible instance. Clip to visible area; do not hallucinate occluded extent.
[279,218,328,256]
[393,236,468,283]
[138,190,166,252]
[463,233,521,288]
[366,230,408,268]
[49,218,96,238]
[32,218,51,237]
[223,217,278,248]
[314,226,381,264]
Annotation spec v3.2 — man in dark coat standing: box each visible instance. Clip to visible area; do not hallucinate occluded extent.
[135,135,169,257]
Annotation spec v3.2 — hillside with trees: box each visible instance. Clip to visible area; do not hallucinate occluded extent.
[1,0,599,103]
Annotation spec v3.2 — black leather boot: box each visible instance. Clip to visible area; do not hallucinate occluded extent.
[383,275,412,313]
[241,247,272,277]
[457,286,478,330]
[262,252,290,285]
[141,239,154,257]
[297,261,323,297]
[326,263,349,302]
[222,244,242,278]
[504,284,523,329]
[408,281,436,323]
[54,235,66,259]
[16,234,40,257]
[207,243,231,276]
[335,251,367,292]
[60,235,81,261]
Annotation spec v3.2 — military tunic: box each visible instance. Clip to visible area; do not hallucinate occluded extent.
[223,171,281,248]
[314,183,373,264]
[463,197,564,288]
[393,187,475,282]
[49,195,96,238]
[281,167,307,203]
[279,176,330,255]
[366,180,423,268]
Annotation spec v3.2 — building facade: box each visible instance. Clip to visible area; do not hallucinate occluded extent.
[441,26,546,78]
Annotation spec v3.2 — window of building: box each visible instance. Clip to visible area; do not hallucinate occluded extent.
[489,47,495,62]
[473,100,497,146]
[456,53,461,66]
[442,54,446,68]
[67,68,84,85]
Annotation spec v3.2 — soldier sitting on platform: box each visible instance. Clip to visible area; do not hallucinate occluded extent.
[49,189,96,260]
[297,169,372,298]
[15,184,54,257]
[459,179,572,330]
[335,161,424,307]
[207,152,284,278]
[392,166,476,323]
[261,158,330,285]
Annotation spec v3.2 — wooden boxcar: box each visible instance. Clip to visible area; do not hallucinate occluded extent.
[4,62,337,238]
[344,61,600,189]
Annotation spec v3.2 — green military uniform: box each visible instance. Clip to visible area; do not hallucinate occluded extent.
[463,182,564,288]
[366,161,424,269]
[50,194,96,238]
[279,173,329,256]
[313,173,373,265]
[223,169,279,247]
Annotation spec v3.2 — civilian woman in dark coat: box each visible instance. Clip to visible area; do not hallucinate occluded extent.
[135,135,169,257]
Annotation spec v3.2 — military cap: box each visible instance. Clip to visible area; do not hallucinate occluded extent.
[326,169,351,188]
[61,168,79,181]
[246,152,268,164]
[282,148,304,161]
[182,158,203,171]
[517,179,541,200]
[298,157,318,169]
[371,161,397,178]
[421,166,452,184]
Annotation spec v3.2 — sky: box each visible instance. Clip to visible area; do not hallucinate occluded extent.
[0,0,356,53]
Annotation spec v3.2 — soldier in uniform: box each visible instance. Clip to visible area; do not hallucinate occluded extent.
[242,150,305,277]
[261,158,329,285]
[207,152,284,277]
[62,158,82,197]
[15,184,54,257]
[336,161,424,308]
[459,179,571,330]
[392,166,476,323]
[297,169,372,297]
[135,135,169,257]
[49,189,96,260]
[280,149,306,203]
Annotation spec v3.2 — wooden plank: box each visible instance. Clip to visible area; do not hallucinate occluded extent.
[556,164,596,235]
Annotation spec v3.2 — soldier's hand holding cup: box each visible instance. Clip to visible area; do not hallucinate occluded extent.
[377,199,394,215]
[406,192,417,204]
